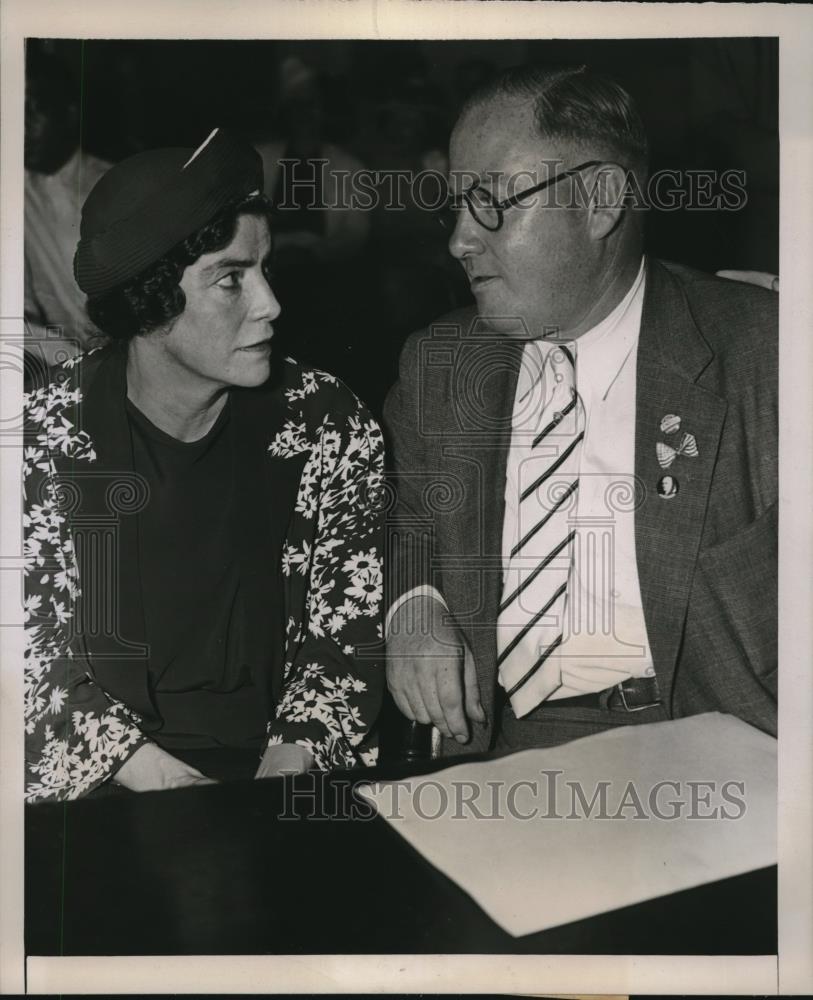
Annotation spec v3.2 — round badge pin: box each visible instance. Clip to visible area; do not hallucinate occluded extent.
[657,475,679,499]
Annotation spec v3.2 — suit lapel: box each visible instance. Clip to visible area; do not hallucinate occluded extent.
[445,320,524,705]
[635,259,727,705]
[439,265,725,720]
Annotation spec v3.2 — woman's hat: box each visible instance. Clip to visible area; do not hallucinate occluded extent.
[74,128,263,297]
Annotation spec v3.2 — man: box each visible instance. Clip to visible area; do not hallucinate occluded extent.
[24,128,384,801]
[384,66,777,756]
[24,46,111,373]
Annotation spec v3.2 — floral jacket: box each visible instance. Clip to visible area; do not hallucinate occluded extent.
[23,347,385,802]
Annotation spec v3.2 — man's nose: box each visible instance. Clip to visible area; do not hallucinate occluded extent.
[448,205,485,261]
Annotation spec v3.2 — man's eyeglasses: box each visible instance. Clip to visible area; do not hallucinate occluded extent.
[438,160,605,233]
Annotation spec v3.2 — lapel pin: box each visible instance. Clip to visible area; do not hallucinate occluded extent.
[657,475,679,499]
[656,431,699,469]
[660,414,681,435]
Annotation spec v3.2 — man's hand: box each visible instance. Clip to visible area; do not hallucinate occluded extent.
[255,742,315,780]
[386,593,485,744]
[114,742,216,793]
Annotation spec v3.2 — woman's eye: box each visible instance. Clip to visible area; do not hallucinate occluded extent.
[216,271,241,290]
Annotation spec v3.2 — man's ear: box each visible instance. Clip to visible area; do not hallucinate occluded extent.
[586,163,628,240]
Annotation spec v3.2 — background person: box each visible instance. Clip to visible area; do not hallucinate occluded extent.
[252,56,371,386]
[24,46,111,375]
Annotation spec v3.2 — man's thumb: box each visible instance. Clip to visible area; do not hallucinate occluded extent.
[462,644,486,722]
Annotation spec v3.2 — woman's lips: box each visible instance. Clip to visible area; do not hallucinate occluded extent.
[239,340,272,353]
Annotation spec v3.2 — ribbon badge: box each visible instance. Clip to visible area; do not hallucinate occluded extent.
[657,414,699,469]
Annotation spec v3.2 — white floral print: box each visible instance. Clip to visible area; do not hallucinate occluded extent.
[24,352,384,801]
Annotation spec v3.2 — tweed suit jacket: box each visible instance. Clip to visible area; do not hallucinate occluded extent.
[24,345,385,802]
[383,257,778,753]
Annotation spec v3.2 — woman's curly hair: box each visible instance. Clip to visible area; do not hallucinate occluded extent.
[86,193,273,342]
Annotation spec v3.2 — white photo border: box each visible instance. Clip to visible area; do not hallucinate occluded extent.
[2,1,811,994]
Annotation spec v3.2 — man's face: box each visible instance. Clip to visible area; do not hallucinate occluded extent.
[448,97,599,338]
[160,213,280,390]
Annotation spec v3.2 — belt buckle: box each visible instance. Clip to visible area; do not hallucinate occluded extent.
[615,681,661,713]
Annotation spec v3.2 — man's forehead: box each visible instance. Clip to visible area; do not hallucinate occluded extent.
[450,97,560,178]
[459,94,536,132]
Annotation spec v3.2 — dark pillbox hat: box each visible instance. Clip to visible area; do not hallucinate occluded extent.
[74,128,264,297]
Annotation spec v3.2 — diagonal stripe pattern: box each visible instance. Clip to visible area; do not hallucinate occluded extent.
[497,341,583,718]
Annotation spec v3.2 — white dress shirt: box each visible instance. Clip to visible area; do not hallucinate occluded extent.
[388,258,654,701]
[25,150,111,363]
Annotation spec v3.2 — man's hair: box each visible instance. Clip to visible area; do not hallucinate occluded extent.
[86,193,273,343]
[461,64,649,179]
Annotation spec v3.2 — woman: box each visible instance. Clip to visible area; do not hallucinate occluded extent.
[24,128,384,801]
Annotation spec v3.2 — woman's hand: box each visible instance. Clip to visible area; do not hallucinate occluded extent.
[255,742,314,780]
[114,742,216,792]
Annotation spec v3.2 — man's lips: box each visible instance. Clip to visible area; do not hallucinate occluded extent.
[470,275,499,288]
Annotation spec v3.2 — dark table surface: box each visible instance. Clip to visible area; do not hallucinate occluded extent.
[26,755,777,956]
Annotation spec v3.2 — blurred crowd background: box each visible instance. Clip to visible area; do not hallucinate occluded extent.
[25,37,778,416]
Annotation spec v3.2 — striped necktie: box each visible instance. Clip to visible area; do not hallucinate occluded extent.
[497,341,583,718]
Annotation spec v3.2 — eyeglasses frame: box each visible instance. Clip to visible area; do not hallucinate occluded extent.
[443,159,616,232]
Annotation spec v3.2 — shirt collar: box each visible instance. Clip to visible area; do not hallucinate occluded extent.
[577,255,646,400]
[516,256,646,403]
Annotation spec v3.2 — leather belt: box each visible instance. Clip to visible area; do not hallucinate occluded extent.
[540,674,662,713]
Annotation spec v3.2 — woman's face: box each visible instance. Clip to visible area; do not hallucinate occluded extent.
[152,214,281,392]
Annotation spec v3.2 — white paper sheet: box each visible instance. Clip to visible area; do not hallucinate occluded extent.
[358,713,776,937]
